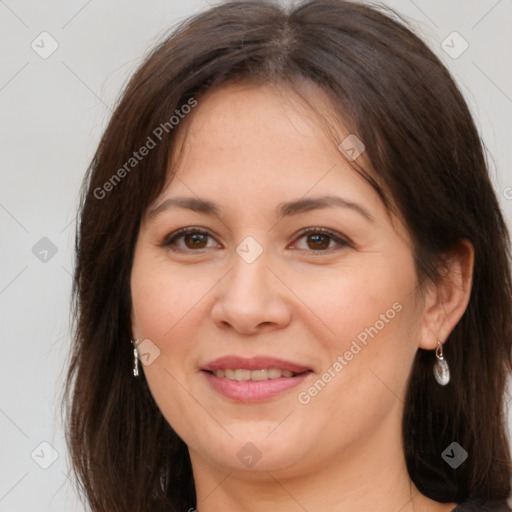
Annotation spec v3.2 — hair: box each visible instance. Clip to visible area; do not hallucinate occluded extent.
[62,1,512,510]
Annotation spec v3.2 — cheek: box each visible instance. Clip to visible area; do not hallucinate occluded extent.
[130,253,201,398]
[295,256,416,349]
[130,256,209,440]
[130,253,210,340]
[296,254,420,406]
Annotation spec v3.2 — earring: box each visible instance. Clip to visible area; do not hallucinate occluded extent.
[132,339,139,377]
[433,340,450,386]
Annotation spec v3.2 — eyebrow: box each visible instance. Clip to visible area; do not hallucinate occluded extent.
[147,195,374,222]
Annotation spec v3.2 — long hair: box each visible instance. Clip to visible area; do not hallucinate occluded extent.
[62,1,512,510]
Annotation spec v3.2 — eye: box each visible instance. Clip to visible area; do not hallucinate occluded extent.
[291,227,351,253]
[160,226,351,253]
[161,227,218,251]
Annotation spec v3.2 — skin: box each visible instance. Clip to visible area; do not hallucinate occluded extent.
[130,81,474,512]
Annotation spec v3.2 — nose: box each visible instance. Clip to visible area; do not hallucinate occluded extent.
[210,247,292,335]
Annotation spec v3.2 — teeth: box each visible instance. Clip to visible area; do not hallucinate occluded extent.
[234,369,251,380]
[212,368,298,381]
[268,368,283,379]
[251,369,268,381]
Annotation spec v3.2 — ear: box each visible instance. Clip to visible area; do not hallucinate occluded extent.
[418,239,474,350]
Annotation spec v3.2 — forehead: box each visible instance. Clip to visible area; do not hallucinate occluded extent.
[168,82,363,187]
[142,82,406,243]
[143,81,400,232]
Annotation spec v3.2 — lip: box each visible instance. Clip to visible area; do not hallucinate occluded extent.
[201,355,314,403]
[201,355,312,374]
[203,371,312,402]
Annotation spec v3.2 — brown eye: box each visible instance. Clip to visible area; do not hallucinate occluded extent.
[182,232,208,249]
[161,227,216,251]
[161,226,350,254]
[306,233,331,250]
[292,228,350,253]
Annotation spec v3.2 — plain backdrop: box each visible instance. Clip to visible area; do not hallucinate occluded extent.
[1,0,511,510]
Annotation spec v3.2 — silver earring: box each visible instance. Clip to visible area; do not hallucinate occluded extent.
[433,340,450,386]
[132,340,139,377]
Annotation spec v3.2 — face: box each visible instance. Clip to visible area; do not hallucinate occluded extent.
[130,82,425,478]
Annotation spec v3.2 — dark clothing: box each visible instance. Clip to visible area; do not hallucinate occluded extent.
[451,499,512,511]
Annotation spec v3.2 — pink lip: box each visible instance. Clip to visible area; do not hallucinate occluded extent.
[202,355,312,374]
[201,355,313,403]
[202,371,312,402]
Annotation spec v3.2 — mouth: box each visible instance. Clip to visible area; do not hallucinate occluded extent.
[201,356,314,402]
[205,368,307,380]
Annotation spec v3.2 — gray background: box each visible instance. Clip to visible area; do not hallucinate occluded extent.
[1,0,511,510]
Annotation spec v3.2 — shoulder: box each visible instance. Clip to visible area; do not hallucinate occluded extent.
[451,499,512,512]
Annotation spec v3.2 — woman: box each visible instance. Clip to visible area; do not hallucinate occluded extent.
[62,1,512,511]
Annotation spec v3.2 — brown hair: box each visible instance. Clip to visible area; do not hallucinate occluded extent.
[62,1,512,510]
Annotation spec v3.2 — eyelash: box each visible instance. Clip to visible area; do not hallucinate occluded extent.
[160,226,351,254]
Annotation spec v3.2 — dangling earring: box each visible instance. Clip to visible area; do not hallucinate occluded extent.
[433,340,450,386]
[132,339,139,377]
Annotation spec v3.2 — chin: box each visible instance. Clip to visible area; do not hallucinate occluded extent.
[192,430,310,475]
